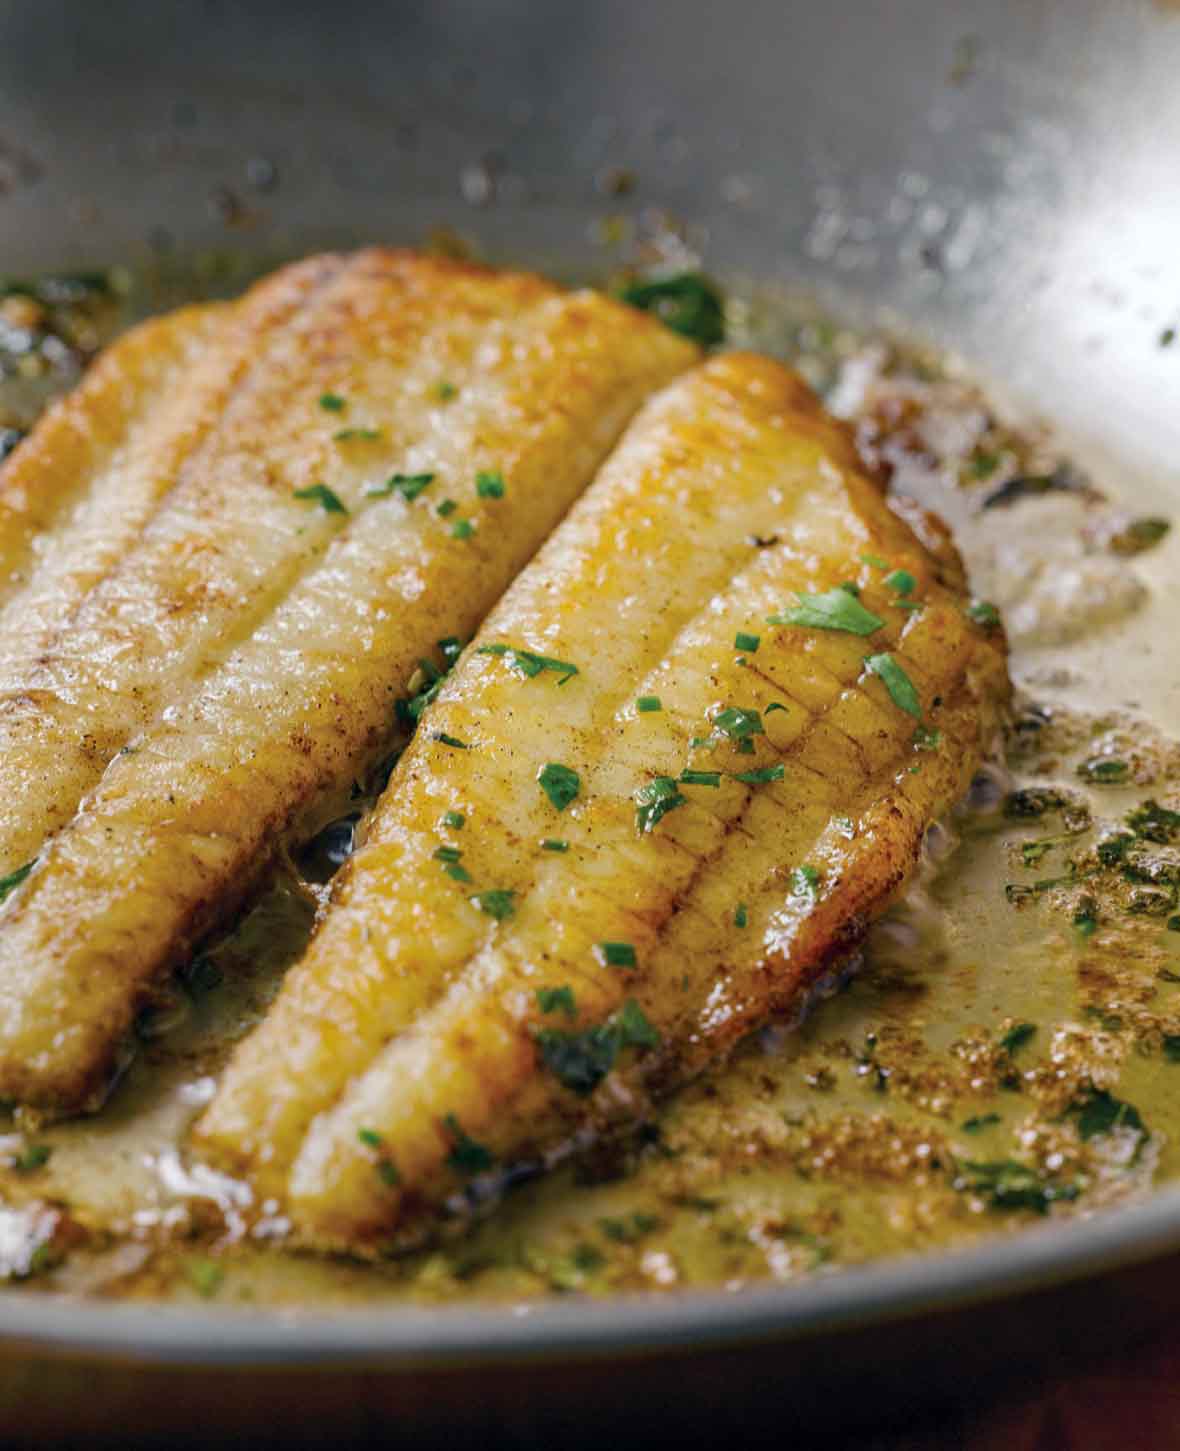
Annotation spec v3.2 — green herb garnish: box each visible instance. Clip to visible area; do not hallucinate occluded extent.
[679,769,721,787]
[537,985,577,1018]
[470,889,516,921]
[450,518,475,540]
[912,725,941,751]
[435,381,458,402]
[443,1114,495,1174]
[11,1143,50,1173]
[955,1159,1079,1214]
[732,764,784,784]
[475,469,505,499]
[432,732,469,749]
[185,1258,225,1298]
[791,864,820,898]
[293,483,348,514]
[734,631,761,653]
[541,838,569,852]
[0,859,34,903]
[961,1113,1001,1133]
[538,762,580,812]
[318,392,346,412]
[444,862,472,882]
[441,810,465,830]
[769,588,884,636]
[367,472,435,501]
[864,653,922,718]
[436,498,457,517]
[885,568,917,595]
[1067,1087,1146,1145]
[635,776,687,833]
[711,706,764,743]
[734,903,749,929]
[432,844,463,864]
[637,695,662,713]
[1127,800,1180,842]
[966,599,1001,628]
[860,553,890,569]
[1000,1022,1036,1054]
[357,1128,383,1149]
[595,941,637,970]
[765,702,788,715]
[477,644,578,683]
[334,427,381,442]
[1078,757,1130,784]
[616,272,725,345]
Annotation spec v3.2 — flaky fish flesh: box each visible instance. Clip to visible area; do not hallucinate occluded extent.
[0,250,696,1111]
[196,352,1009,1249]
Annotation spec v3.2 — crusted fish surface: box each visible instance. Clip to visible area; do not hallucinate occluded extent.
[196,353,1010,1248]
[0,250,696,1111]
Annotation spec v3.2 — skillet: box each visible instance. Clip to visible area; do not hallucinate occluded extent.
[2,0,1180,1442]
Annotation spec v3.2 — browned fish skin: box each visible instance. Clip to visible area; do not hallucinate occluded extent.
[0,251,696,1113]
[196,354,1009,1250]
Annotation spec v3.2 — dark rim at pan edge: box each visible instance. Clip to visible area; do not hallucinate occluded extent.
[2,1183,1179,1367]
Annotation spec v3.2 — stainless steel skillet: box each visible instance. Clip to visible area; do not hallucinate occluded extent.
[1,0,1179,1441]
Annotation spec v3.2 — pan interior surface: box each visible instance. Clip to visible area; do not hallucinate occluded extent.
[0,0,1180,1375]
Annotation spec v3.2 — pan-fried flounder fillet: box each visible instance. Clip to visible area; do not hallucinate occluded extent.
[196,353,1009,1249]
[0,252,696,1111]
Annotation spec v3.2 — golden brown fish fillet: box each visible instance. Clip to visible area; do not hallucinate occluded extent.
[196,353,1009,1249]
[0,251,696,1112]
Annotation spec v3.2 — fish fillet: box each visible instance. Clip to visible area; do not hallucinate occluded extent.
[196,353,1010,1248]
[0,251,696,1111]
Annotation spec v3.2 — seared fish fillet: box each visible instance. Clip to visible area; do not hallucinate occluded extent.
[0,251,695,1111]
[197,354,1009,1248]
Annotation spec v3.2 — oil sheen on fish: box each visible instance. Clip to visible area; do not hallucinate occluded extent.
[0,250,696,1112]
[196,353,1010,1250]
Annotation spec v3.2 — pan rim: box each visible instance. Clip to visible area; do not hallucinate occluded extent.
[3,1182,1180,1367]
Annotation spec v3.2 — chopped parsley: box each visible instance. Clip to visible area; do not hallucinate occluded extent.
[1126,800,1180,842]
[441,810,466,830]
[734,902,749,929]
[790,864,820,898]
[1066,1087,1146,1145]
[477,644,578,683]
[436,498,458,518]
[538,762,580,812]
[318,392,346,412]
[961,1113,1001,1133]
[999,1021,1036,1054]
[965,599,1001,628]
[710,706,764,744]
[535,998,661,1095]
[475,469,505,499]
[334,427,381,442]
[11,1142,50,1173]
[765,702,788,715]
[357,1128,401,1186]
[1073,897,1099,937]
[537,985,577,1018]
[955,1159,1079,1214]
[594,941,637,970]
[734,631,761,653]
[443,1113,495,1174]
[912,724,942,751]
[679,769,721,787]
[450,518,476,540]
[635,776,687,833]
[860,553,890,569]
[444,862,472,883]
[185,1258,225,1298]
[864,653,922,718]
[367,472,435,501]
[637,695,663,713]
[293,483,348,514]
[470,889,516,921]
[432,732,469,749]
[1078,757,1130,784]
[435,381,458,402]
[615,271,725,345]
[541,838,569,853]
[732,764,784,784]
[0,859,34,903]
[432,844,463,864]
[884,568,917,596]
[357,1128,383,1149]
[769,587,883,636]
